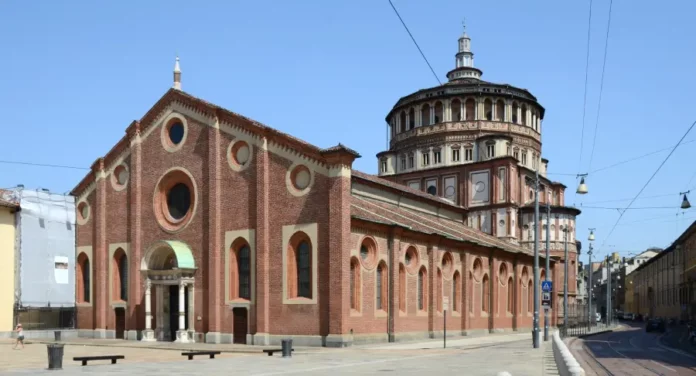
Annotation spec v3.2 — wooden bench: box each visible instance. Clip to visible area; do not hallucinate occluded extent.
[73,355,125,366]
[262,348,294,356]
[181,351,221,360]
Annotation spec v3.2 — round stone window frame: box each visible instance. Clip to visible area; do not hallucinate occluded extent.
[404,246,420,275]
[226,139,253,172]
[76,200,90,225]
[285,162,314,197]
[111,163,130,192]
[160,113,189,153]
[472,257,484,282]
[153,167,198,234]
[358,236,378,270]
[441,252,454,280]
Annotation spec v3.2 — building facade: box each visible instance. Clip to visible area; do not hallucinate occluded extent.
[72,28,572,346]
[377,28,581,318]
[0,191,19,333]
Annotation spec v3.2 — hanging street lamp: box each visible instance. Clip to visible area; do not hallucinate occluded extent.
[577,174,589,195]
[588,228,596,242]
[680,191,691,209]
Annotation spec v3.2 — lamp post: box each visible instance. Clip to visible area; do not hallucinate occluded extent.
[606,255,612,326]
[587,229,595,328]
[544,203,550,342]
[563,225,569,335]
[525,168,541,349]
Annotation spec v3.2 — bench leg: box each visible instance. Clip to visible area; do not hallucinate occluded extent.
[112,359,117,364]
[209,354,214,359]
[188,355,193,360]
[267,352,273,356]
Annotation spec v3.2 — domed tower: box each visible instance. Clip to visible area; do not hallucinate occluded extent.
[377,25,580,257]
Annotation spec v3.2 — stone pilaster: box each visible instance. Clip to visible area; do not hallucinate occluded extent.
[91,158,107,333]
[206,117,223,342]
[126,121,143,334]
[253,137,270,345]
[427,240,438,337]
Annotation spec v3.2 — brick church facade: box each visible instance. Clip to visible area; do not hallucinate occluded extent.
[72,29,579,346]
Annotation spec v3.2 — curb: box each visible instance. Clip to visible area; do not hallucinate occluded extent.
[25,340,283,354]
[552,330,585,376]
[577,330,613,339]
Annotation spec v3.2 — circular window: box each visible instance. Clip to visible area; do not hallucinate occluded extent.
[404,246,419,274]
[286,164,313,196]
[111,164,129,191]
[475,181,485,193]
[161,115,188,152]
[358,237,377,269]
[227,140,253,171]
[168,122,184,145]
[499,219,505,227]
[154,169,197,232]
[77,201,90,224]
[499,263,508,281]
[473,258,483,281]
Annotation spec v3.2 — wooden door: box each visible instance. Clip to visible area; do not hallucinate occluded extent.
[115,308,125,339]
[232,308,247,344]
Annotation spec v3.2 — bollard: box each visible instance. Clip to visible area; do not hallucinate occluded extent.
[281,339,293,358]
[47,343,65,370]
[54,331,61,342]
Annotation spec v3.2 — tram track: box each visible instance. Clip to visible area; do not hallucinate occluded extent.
[575,330,669,376]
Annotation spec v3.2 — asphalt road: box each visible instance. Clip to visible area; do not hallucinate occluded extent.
[570,323,696,376]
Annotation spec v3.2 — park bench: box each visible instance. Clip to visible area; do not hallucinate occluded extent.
[262,348,294,356]
[181,351,221,360]
[73,355,125,366]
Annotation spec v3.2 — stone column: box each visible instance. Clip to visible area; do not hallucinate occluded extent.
[188,282,195,335]
[176,280,191,343]
[141,279,155,341]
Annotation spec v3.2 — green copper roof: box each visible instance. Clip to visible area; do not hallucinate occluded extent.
[162,240,196,269]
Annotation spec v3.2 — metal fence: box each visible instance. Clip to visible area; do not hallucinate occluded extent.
[14,306,76,330]
[559,303,617,338]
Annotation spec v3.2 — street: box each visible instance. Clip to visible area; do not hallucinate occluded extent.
[570,323,696,375]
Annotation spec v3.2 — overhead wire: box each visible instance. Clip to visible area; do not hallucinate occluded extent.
[0,160,89,170]
[387,0,442,85]
[575,0,594,177]
[598,118,696,250]
[586,0,613,173]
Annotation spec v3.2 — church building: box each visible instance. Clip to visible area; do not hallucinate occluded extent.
[72,28,579,346]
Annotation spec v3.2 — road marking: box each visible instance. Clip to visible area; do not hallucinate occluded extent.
[657,333,696,360]
[651,359,677,372]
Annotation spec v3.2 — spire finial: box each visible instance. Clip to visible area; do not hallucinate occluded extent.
[173,55,182,90]
[462,18,466,32]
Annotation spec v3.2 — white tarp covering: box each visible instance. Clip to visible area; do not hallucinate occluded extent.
[16,189,76,307]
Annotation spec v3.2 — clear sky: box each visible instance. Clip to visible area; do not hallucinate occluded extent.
[1,0,695,261]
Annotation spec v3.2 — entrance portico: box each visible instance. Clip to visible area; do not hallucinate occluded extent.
[140,240,197,343]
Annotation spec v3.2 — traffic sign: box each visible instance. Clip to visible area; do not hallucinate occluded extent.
[541,281,553,292]
[443,296,449,311]
[542,292,551,302]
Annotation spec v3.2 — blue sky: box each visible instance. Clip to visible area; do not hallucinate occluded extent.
[1,0,695,260]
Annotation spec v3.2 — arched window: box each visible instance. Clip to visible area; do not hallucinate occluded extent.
[418,267,428,311]
[453,271,460,312]
[528,278,533,313]
[399,111,406,133]
[507,277,513,313]
[77,253,90,303]
[451,99,462,121]
[482,275,490,313]
[399,264,406,312]
[297,241,312,299]
[376,262,388,310]
[119,253,128,301]
[421,104,431,126]
[484,99,493,121]
[469,273,474,313]
[434,101,443,124]
[408,108,415,129]
[436,268,443,312]
[512,102,519,123]
[465,99,476,120]
[238,244,251,300]
[521,105,528,125]
[350,257,360,311]
[495,100,505,121]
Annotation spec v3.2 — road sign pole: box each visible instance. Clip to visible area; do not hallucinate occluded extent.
[443,296,449,348]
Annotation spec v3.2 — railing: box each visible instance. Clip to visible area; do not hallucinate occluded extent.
[14,306,76,330]
[559,303,616,338]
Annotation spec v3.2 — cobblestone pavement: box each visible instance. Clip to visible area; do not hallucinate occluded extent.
[1,334,555,375]
[569,322,696,375]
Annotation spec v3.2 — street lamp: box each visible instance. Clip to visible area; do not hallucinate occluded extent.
[561,224,569,337]
[587,230,595,328]
[577,174,589,194]
[525,168,541,349]
[588,229,595,242]
[681,191,691,209]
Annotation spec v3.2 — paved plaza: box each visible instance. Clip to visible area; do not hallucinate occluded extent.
[1,333,557,375]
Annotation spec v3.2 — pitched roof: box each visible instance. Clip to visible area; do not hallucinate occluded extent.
[0,189,19,210]
[351,194,537,257]
[72,89,360,196]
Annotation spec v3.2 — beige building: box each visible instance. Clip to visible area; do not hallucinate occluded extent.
[632,220,695,319]
[0,191,19,332]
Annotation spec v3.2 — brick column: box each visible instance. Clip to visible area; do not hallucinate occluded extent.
[254,137,270,345]
[91,158,108,337]
[427,241,437,338]
[387,227,402,342]
[489,250,495,333]
[461,252,469,334]
[512,255,518,331]
[206,116,223,342]
[126,121,143,339]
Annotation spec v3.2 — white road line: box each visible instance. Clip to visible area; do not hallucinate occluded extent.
[657,332,696,360]
[651,359,677,372]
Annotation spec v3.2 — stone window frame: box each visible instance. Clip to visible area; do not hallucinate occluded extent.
[285,162,315,198]
[399,263,407,315]
[153,167,198,234]
[160,113,189,153]
[282,223,318,305]
[228,238,252,301]
[375,260,388,317]
[407,152,415,169]
[350,257,362,315]
[432,148,442,164]
[77,246,93,307]
[358,236,378,271]
[452,270,461,315]
[443,175,457,203]
[436,267,443,313]
[417,265,428,314]
[226,138,254,172]
[110,163,130,192]
[109,243,130,306]
[486,141,496,159]
[76,200,90,226]
[225,229,256,306]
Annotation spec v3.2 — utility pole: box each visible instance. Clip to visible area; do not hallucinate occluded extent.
[606,256,612,326]
[587,244,593,328]
[531,169,541,348]
[563,227,569,334]
[544,203,550,342]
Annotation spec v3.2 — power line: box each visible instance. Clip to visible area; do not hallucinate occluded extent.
[580,186,696,205]
[548,138,696,177]
[0,160,89,170]
[586,0,613,172]
[574,0,594,205]
[580,205,678,211]
[598,118,696,249]
[387,0,442,85]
